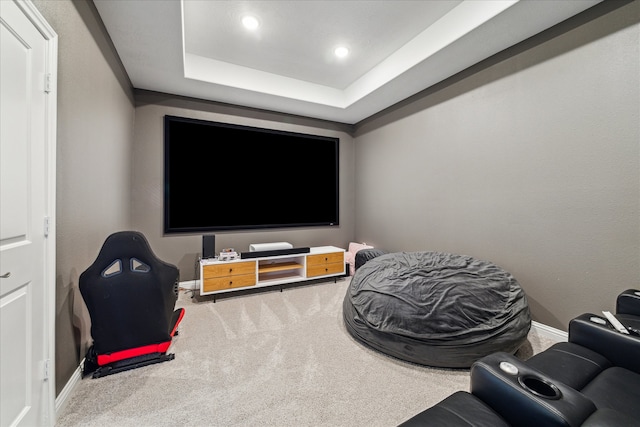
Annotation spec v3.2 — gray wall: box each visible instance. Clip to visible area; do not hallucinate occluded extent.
[32,0,135,395]
[132,91,356,280]
[354,1,640,329]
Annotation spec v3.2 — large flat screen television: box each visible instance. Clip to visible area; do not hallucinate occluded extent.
[164,115,339,234]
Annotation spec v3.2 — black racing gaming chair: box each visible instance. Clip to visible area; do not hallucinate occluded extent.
[80,231,185,378]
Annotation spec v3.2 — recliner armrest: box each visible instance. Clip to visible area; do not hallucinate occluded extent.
[569,313,640,374]
[397,391,509,427]
[616,289,640,317]
[470,352,597,427]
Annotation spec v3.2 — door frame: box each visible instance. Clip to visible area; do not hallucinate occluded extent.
[13,0,57,424]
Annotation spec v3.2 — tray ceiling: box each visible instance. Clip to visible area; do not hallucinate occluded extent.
[94,0,602,124]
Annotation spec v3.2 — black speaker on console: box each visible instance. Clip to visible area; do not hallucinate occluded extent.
[202,235,216,259]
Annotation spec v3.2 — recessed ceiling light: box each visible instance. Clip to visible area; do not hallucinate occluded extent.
[334,46,349,58]
[242,15,260,31]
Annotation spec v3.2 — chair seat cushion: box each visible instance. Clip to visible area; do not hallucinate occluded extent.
[526,342,612,390]
[582,367,640,420]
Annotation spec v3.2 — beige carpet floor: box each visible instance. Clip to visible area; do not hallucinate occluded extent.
[55,277,558,427]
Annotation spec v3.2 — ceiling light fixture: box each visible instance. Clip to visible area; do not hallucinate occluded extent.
[242,15,260,31]
[334,46,349,58]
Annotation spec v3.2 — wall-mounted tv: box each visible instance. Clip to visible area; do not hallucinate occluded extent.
[164,115,339,234]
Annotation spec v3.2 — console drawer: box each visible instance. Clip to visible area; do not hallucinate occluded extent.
[307,262,344,278]
[307,252,344,266]
[203,273,256,292]
[203,261,256,278]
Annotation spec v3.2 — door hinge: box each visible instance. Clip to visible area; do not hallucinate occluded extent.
[44,216,50,237]
[44,73,52,93]
[43,359,50,381]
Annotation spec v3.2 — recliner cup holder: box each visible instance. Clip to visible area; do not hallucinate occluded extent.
[518,375,562,400]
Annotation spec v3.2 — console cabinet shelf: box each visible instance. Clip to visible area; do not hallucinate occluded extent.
[199,246,345,297]
[258,261,303,274]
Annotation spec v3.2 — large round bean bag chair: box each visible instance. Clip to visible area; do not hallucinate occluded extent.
[343,251,531,368]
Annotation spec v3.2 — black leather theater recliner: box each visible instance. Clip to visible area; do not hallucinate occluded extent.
[399,289,640,426]
[80,231,185,378]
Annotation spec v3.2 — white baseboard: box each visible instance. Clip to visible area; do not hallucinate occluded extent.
[531,321,568,342]
[179,280,199,291]
[55,359,83,419]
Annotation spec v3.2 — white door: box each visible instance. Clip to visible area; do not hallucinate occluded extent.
[1,1,56,426]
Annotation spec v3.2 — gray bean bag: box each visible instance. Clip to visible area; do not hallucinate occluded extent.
[343,251,531,368]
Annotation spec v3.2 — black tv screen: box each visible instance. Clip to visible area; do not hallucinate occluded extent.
[164,115,339,234]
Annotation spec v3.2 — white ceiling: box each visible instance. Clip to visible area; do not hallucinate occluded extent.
[94,0,602,125]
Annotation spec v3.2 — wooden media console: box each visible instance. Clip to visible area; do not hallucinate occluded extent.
[199,246,345,298]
